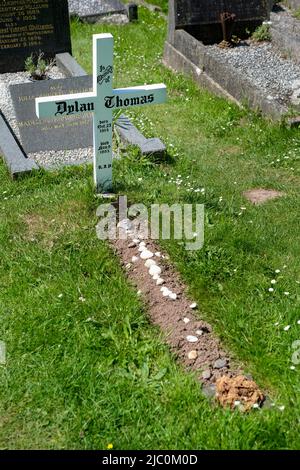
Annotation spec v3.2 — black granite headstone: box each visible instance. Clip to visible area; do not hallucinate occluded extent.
[174,0,270,27]
[170,0,271,44]
[9,76,93,153]
[0,0,72,73]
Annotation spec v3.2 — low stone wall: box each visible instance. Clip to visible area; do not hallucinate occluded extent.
[271,5,300,64]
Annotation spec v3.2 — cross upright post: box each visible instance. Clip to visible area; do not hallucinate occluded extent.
[35,33,167,192]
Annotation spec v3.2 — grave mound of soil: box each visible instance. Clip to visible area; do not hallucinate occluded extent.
[216,375,265,411]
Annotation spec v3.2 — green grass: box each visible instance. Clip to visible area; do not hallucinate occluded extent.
[1,7,300,449]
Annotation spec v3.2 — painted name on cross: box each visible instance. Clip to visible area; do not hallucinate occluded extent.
[35,33,167,192]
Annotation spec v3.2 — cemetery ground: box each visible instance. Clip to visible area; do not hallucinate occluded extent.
[1,6,300,450]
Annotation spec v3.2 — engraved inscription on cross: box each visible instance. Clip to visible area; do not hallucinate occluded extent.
[35,33,167,192]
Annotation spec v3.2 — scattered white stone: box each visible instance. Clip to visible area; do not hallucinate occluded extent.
[169,292,177,300]
[152,273,160,280]
[149,265,161,276]
[131,256,139,263]
[162,289,171,297]
[145,259,156,268]
[140,250,153,260]
[139,241,146,247]
[137,290,142,296]
[156,278,165,286]
[133,238,140,244]
[196,329,203,336]
[190,302,197,309]
[117,218,132,230]
[234,400,241,407]
[284,325,291,331]
[183,317,190,324]
[188,350,198,360]
[160,286,168,292]
[155,252,161,257]
[186,335,198,343]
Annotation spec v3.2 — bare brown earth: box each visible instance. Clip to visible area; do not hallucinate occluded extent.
[113,236,265,409]
[243,188,284,205]
[216,375,265,411]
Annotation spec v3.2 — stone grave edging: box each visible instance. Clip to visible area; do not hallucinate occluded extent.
[164,29,289,120]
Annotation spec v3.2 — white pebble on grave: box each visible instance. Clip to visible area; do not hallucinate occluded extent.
[156,278,165,286]
[183,317,190,324]
[133,239,140,244]
[186,335,198,343]
[196,329,203,335]
[140,250,153,260]
[162,289,171,297]
[131,256,139,263]
[117,219,132,230]
[190,302,197,309]
[188,350,198,360]
[155,252,161,257]
[149,265,161,276]
[169,292,177,300]
[145,259,156,268]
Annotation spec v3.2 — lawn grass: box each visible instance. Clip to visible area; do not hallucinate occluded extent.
[1,7,300,449]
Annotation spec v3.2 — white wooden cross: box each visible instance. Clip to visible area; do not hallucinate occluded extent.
[35,33,167,192]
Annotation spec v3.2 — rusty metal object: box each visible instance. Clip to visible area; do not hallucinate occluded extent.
[219,12,236,48]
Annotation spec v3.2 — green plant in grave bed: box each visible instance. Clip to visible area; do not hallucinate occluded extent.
[24,52,55,80]
[251,24,272,42]
[294,9,300,20]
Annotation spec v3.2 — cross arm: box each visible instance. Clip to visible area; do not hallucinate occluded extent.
[111,84,166,109]
[35,92,96,119]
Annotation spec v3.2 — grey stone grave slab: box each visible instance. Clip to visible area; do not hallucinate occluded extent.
[68,0,126,20]
[115,114,166,156]
[0,0,72,73]
[9,76,93,153]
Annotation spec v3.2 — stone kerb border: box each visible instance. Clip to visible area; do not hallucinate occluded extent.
[164,29,289,120]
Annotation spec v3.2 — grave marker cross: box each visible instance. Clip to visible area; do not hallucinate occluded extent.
[35,33,166,192]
